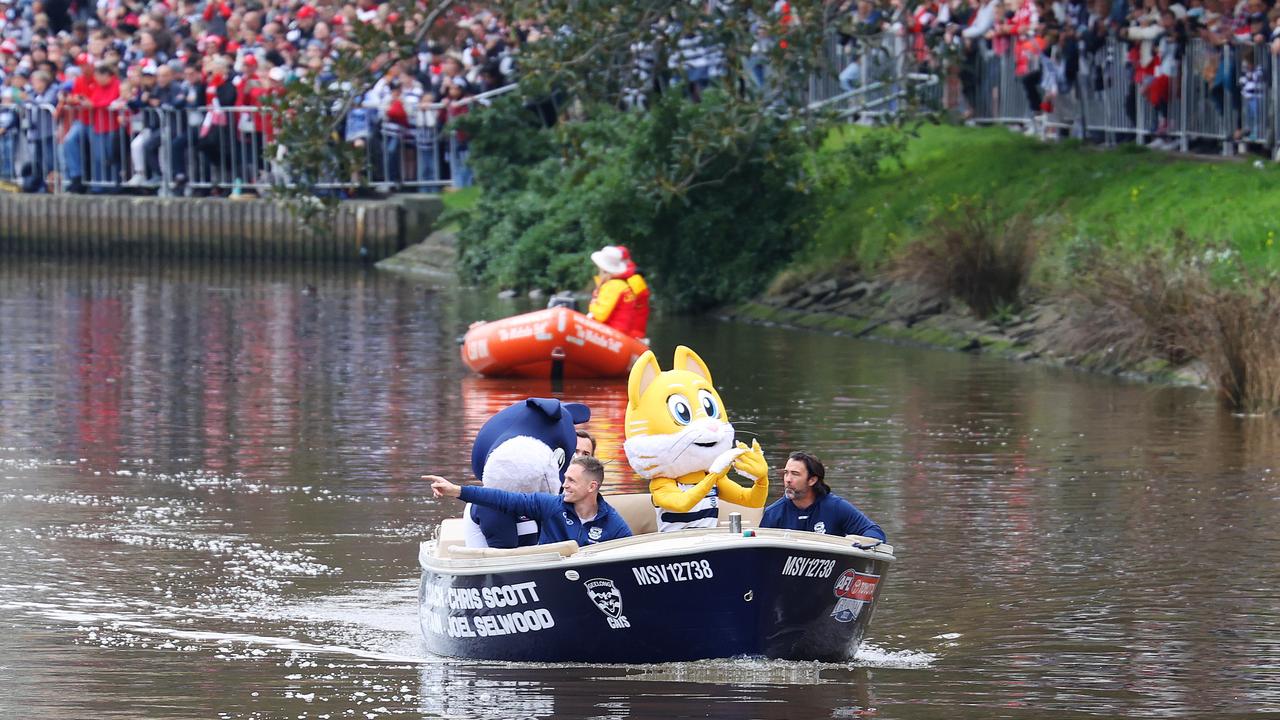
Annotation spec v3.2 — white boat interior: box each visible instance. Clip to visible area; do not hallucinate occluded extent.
[422,492,894,571]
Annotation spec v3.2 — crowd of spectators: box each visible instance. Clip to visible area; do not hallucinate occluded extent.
[833,0,1280,148]
[0,0,523,194]
[3,0,1276,196]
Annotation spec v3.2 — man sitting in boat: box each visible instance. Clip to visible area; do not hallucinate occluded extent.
[760,452,886,541]
[428,456,632,547]
[588,246,647,340]
[575,429,596,458]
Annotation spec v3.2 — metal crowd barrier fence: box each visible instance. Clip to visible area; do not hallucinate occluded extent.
[0,102,59,190]
[8,48,1277,199]
[809,32,937,119]
[965,35,1277,156]
[0,84,517,196]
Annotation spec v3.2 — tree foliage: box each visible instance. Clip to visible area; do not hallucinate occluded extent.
[454,92,905,311]
[273,0,910,309]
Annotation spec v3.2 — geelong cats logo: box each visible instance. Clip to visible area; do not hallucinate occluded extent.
[830,569,880,623]
[584,578,631,629]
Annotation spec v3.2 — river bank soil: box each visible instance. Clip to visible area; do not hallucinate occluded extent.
[722,269,1208,388]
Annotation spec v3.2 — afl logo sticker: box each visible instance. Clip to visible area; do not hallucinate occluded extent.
[830,569,880,623]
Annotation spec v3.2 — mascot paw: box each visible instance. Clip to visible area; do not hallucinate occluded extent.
[732,439,768,482]
[709,447,747,475]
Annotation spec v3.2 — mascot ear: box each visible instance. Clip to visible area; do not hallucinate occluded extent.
[564,402,590,424]
[628,350,661,411]
[525,397,563,420]
[672,345,713,384]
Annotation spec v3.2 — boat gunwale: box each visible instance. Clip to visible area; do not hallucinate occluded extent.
[418,529,894,577]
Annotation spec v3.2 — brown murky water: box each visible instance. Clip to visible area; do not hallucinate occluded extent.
[1,259,1277,719]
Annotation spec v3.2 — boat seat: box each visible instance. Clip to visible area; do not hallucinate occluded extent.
[435,518,468,556]
[606,492,764,536]
[440,540,579,559]
[607,493,658,535]
[716,498,764,529]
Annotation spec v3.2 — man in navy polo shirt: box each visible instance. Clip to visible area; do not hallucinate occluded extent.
[760,452,886,541]
[428,456,632,547]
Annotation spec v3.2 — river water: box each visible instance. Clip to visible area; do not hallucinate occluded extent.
[0,259,1277,719]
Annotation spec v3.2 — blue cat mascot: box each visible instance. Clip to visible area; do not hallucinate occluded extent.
[464,398,591,548]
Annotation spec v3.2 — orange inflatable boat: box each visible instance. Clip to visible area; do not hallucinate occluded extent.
[460,307,650,378]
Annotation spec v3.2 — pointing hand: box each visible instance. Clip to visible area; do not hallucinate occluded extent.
[423,474,461,499]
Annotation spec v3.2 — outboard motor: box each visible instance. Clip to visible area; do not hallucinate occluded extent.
[546,293,579,311]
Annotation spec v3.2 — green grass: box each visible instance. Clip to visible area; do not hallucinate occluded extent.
[804,124,1280,283]
[436,187,480,232]
[442,186,480,212]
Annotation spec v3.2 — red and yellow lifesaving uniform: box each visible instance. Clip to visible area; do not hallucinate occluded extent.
[589,276,638,335]
[619,267,650,339]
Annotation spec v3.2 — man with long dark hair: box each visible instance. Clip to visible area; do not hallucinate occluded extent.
[760,451,886,541]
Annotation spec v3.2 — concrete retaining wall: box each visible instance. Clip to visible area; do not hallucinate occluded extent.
[0,194,443,262]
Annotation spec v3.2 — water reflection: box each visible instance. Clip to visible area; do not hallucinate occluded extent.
[459,376,636,488]
[1,259,1279,719]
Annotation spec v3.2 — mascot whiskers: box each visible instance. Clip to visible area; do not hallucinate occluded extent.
[623,346,768,532]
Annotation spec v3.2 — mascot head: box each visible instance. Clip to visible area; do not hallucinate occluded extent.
[471,398,591,493]
[623,346,735,480]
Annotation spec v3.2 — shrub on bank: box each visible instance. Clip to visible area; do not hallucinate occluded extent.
[1076,245,1280,414]
[891,199,1040,318]
[452,93,903,312]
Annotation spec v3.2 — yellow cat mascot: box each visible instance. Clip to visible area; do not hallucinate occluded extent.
[623,345,768,532]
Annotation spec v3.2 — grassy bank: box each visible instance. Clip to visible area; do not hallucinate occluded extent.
[800,125,1280,281]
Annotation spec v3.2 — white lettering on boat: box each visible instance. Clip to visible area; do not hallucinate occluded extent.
[422,581,554,637]
[452,587,483,609]
[473,608,556,637]
[497,322,548,342]
[448,615,475,638]
[573,322,623,354]
[631,560,714,586]
[466,339,489,360]
[782,556,837,578]
[481,581,541,608]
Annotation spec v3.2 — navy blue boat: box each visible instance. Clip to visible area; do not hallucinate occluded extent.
[417,493,894,663]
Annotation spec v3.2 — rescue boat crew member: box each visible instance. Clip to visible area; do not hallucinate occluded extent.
[588,246,641,337]
[614,245,651,341]
[428,456,632,546]
[761,452,886,541]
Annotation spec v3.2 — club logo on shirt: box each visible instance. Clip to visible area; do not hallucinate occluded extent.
[584,578,631,629]
[813,521,826,534]
[830,569,881,623]
[588,526,603,541]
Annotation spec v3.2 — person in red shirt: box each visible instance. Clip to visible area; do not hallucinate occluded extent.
[381,79,411,186]
[240,60,282,185]
[85,61,123,191]
[57,62,95,192]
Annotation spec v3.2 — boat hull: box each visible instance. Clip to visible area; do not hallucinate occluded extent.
[460,307,649,378]
[418,538,890,663]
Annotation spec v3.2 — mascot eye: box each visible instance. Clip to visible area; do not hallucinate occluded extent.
[666,394,693,425]
[698,389,720,419]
